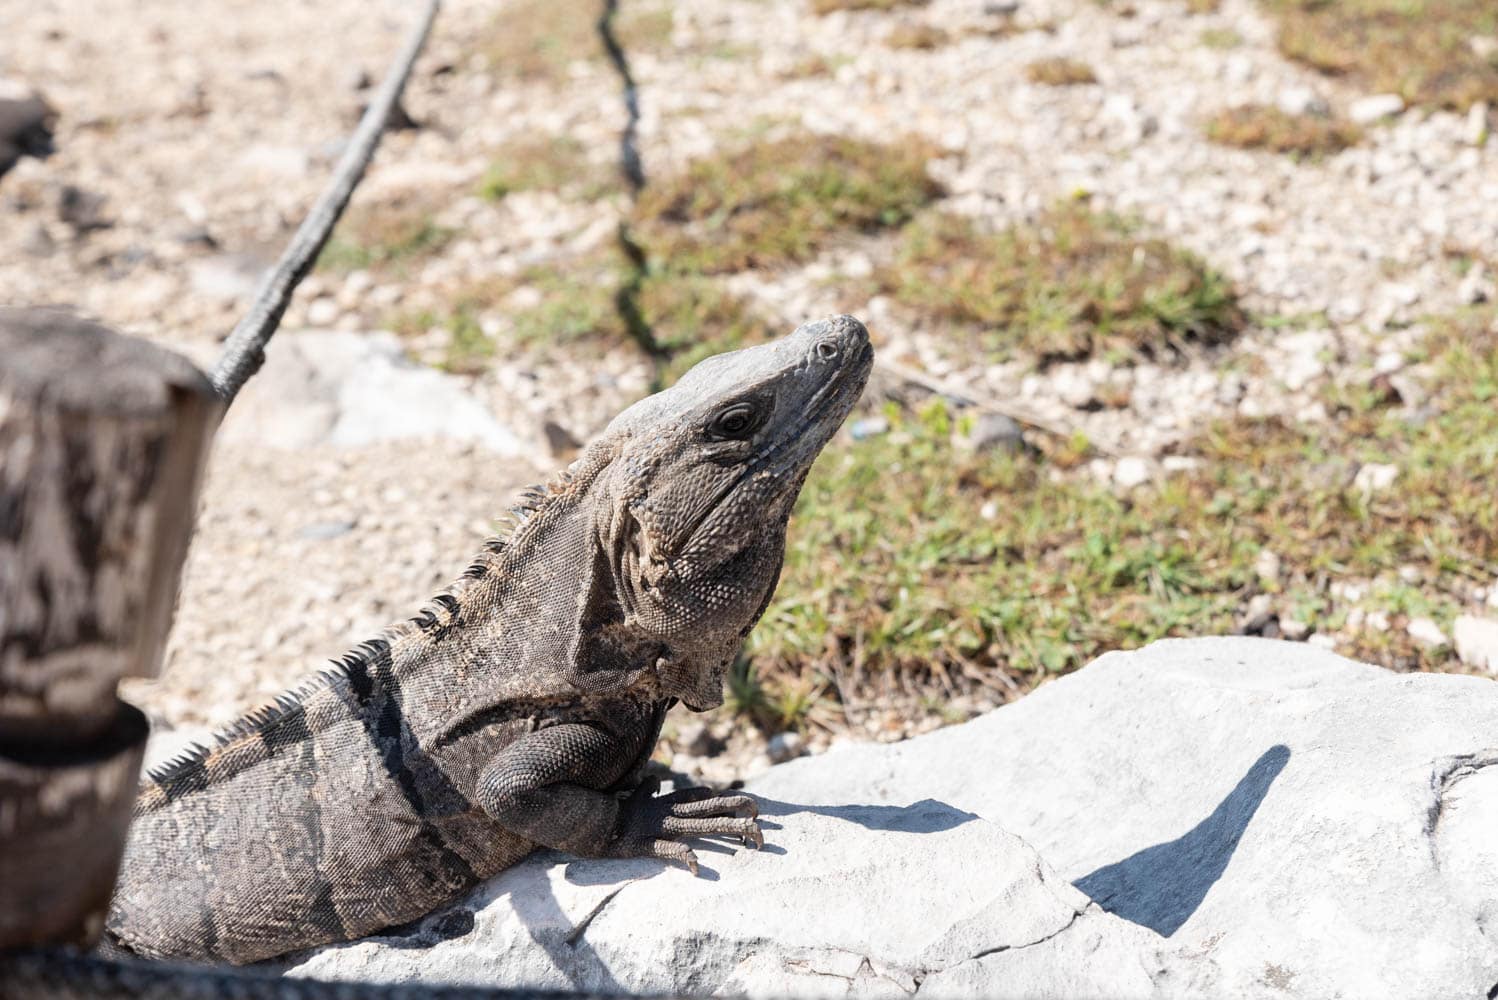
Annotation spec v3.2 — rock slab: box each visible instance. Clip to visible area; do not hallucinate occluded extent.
[290,801,1162,998]
[757,638,1498,997]
[220,331,529,456]
[288,639,1498,998]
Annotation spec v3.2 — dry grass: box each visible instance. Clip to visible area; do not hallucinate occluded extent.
[393,254,778,381]
[881,203,1245,363]
[1264,0,1498,111]
[1024,57,1099,86]
[777,53,852,79]
[476,0,672,82]
[477,134,613,201]
[1199,27,1243,48]
[1206,104,1363,157]
[886,23,952,50]
[317,194,453,273]
[810,0,929,13]
[633,134,944,273]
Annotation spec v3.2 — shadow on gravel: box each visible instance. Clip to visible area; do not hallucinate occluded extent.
[1075,743,1291,936]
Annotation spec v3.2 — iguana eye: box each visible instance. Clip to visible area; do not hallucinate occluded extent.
[708,402,762,440]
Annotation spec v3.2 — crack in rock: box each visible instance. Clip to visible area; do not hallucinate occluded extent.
[905,899,1095,995]
[1423,749,1498,870]
[783,952,917,994]
[961,901,1089,966]
[562,884,629,947]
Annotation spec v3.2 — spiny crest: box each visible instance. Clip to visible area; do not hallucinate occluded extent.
[407,592,464,641]
[492,459,581,543]
[460,537,506,581]
[139,456,589,797]
[141,640,390,787]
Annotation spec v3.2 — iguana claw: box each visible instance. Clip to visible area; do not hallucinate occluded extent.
[609,777,764,872]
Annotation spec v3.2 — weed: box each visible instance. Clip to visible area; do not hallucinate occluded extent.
[478,134,611,201]
[1263,0,1498,111]
[1199,27,1243,48]
[442,308,496,375]
[886,23,951,50]
[475,0,672,83]
[1025,57,1098,86]
[317,199,453,273]
[1205,104,1362,157]
[406,252,778,381]
[880,203,1244,363]
[810,0,930,13]
[634,134,943,273]
[778,53,852,79]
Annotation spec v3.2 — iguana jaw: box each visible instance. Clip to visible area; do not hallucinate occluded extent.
[596,315,873,709]
[666,329,873,560]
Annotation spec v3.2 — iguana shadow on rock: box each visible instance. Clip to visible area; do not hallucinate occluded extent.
[1074,743,1291,936]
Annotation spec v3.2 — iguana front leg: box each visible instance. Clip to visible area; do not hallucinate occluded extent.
[476,723,762,874]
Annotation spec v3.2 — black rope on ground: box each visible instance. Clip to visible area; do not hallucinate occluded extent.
[597,0,666,391]
[210,0,441,404]
[596,0,644,196]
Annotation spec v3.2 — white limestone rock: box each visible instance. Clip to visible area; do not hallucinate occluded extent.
[287,800,1163,998]
[755,638,1498,998]
[219,330,530,456]
[287,639,1498,998]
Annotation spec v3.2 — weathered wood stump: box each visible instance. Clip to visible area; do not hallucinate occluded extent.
[0,307,219,948]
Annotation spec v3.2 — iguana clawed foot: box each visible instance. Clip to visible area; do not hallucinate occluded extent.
[610,776,762,875]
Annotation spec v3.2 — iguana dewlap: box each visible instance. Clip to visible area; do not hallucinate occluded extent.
[105,316,872,964]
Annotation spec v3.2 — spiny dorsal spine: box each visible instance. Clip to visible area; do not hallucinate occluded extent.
[132,467,590,815]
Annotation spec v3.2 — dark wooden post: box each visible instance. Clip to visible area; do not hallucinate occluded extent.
[0,307,220,949]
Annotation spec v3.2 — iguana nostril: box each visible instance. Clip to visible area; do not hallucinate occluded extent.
[815,340,839,361]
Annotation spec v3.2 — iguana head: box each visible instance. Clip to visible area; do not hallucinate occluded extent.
[582,314,872,709]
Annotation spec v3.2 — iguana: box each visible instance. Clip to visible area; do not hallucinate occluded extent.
[103,315,873,965]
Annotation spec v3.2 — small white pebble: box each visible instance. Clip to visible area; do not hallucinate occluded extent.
[1353,463,1398,495]
[1406,617,1446,648]
[1113,456,1152,488]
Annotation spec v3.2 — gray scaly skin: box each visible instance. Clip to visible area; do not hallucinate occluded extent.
[104,316,873,965]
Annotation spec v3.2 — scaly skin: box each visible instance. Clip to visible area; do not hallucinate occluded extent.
[104,316,873,964]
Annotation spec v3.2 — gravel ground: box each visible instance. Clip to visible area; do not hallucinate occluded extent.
[3,0,1496,774]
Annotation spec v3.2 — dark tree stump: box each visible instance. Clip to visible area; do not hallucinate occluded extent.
[0,307,219,948]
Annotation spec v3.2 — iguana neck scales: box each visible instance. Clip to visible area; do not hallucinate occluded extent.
[105,316,873,965]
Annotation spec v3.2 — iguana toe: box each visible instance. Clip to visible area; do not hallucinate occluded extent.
[612,782,764,868]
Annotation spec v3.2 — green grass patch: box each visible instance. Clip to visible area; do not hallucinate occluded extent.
[880,203,1245,363]
[475,0,672,82]
[748,307,1498,707]
[1024,57,1098,86]
[1199,27,1243,49]
[398,254,779,382]
[1205,104,1363,157]
[633,134,944,273]
[441,308,496,375]
[317,200,453,273]
[1263,0,1498,111]
[478,134,612,201]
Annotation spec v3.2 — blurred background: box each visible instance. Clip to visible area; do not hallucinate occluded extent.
[2,0,1495,776]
